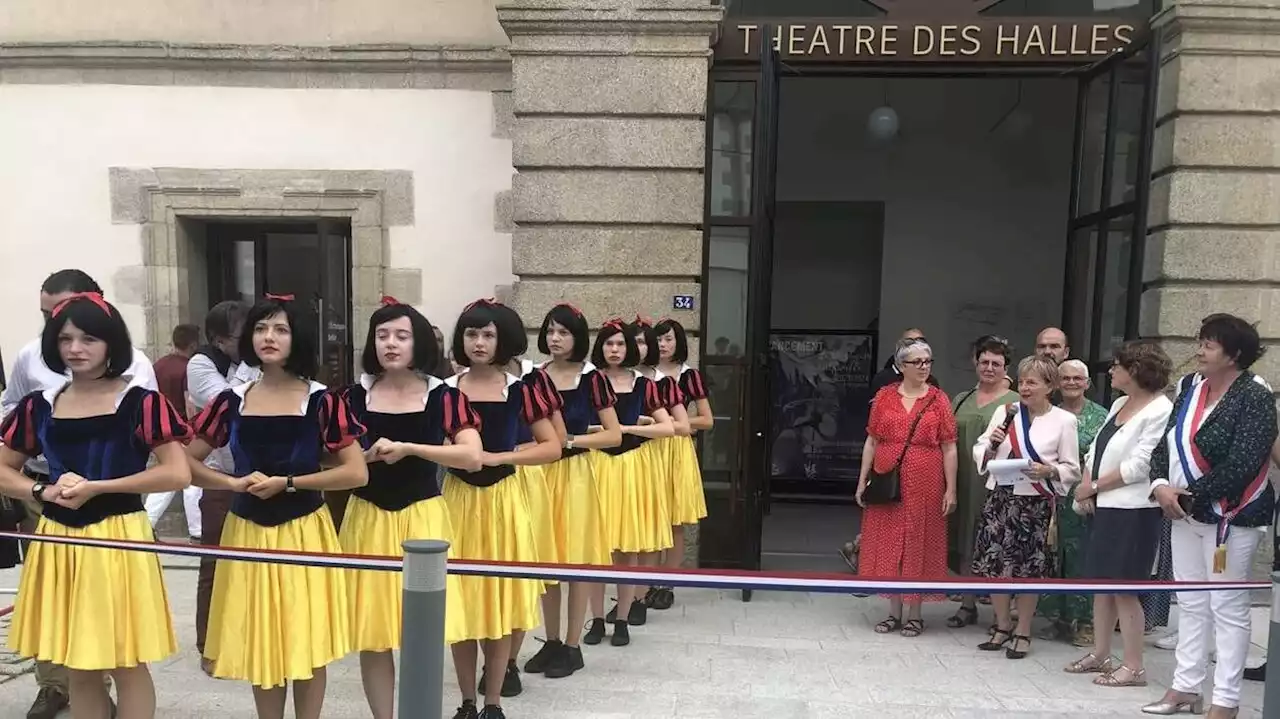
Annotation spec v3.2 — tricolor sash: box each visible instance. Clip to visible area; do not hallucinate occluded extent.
[1170,375,1270,559]
[1007,402,1055,498]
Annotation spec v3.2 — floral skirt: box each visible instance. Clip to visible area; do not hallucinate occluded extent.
[971,486,1055,580]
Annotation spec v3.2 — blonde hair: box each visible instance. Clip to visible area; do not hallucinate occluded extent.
[1017,355,1060,387]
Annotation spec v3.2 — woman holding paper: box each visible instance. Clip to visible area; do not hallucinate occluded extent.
[1063,340,1172,688]
[971,355,1080,660]
[1142,314,1275,718]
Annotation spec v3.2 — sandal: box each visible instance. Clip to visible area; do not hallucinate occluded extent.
[946,605,978,628]
[874,616,902,634]
[1093,665,1147,687]
[1063,653,1118,674]
[901,619,924,638]
[978,625,1013,651]
[1006,634,1032,659]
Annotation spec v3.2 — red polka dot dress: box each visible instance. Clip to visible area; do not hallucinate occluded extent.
[857,383,957,603]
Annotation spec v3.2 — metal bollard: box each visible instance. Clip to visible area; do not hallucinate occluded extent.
[1267,571,1280,718]
[399,539,450,719]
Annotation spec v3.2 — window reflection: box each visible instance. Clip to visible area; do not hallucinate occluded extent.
[710,82,755,217]
[1101,216,1134,352]
[1076,75,1110,216]
[1066,226,1098,361]
[1109,63,1147,206]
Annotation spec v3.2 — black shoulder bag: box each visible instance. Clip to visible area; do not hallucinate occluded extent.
[862,393,936,505]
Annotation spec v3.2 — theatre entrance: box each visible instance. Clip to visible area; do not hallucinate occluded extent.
[694,16,1158,596]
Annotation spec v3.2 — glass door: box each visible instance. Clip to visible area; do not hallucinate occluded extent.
[1061,33,1157,403]
[696,28,781,599]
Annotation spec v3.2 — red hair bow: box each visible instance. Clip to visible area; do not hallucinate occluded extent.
[464,297,498,312]
[634,313,653,328]
[51,292,111,318]
[265,292,295,302]
[380,295,401,307]
[556,302,584,317]
[657,315,674,325]
[602,317,625,331]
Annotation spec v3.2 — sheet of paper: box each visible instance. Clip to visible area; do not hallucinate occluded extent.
[987,458,1031,486]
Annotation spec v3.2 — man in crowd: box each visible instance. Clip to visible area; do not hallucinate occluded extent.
[1,269,156,719]
[184,300,258,676]
[143,324,202,538]
[1035,326,1070,364]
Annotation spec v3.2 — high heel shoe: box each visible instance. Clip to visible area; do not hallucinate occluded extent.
[1141,692,1204,715]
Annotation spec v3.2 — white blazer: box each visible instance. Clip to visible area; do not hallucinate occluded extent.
[1083,394,1173,510]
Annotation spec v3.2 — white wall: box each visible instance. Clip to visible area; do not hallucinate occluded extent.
[773,76,1077,391]
[0,84,513,364]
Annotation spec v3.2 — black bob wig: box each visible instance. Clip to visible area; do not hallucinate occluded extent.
[362,303,439,376]
[452,300,524,367]
[628,319,660,367]
[41,295,133,378]
[238,297,319,380]
[537,304,590,363]
[591,321,640,369]
[653,317,690,364]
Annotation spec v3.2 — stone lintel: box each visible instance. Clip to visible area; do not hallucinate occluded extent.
[514,116,705,169]
[509,278,702,333]
[512,226,701,276]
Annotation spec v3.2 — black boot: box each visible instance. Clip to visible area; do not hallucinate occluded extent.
[583,618,606,645]
[627,599,648,626]
[451,700,479,719]
[522,639,562,674]
[610,620,631,647]
[1245,662,1267,682]
[544,643,584,679]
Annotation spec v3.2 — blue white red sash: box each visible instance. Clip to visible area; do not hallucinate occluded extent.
[1171,376,1270,546]
[1007,402,1055,498]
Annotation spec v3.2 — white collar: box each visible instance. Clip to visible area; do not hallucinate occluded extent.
[359,372,442,407]
[42,372,148,410]
[233,379,327,415]
[445,370,520,399]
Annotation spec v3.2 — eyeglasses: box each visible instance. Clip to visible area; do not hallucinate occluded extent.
[903,359,934,368]
[1060,376,1088,384]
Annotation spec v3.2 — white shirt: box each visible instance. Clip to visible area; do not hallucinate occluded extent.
[1084,394,1173,509]
[0,338,157,475]
[186,354,259,473]
[975,403,1082,496]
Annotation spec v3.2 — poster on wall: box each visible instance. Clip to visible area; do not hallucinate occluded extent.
[769,331,876,490]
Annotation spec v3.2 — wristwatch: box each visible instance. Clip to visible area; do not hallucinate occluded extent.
[565,436,576,451]
[285,475,297,493]
[31,482,48,502]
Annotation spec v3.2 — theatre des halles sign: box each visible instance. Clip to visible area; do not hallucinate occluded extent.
[722,0,1140,63]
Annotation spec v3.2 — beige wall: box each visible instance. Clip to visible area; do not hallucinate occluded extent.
[0,0,506,47]
[0,83,513,363]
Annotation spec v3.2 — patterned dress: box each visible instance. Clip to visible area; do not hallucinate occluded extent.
[1036,398,1107,629]
[858,384,958,603]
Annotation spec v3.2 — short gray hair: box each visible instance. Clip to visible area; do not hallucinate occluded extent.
[894,338,933,368]
[1017,355,1060,386]
[1059,359,1089,377]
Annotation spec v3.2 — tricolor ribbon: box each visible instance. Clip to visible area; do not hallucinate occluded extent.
[1008,403,1055,499]
[51,292,111,318]
[0,531,1264,595]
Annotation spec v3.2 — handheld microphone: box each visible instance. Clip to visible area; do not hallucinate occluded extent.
[990,403,1017,450]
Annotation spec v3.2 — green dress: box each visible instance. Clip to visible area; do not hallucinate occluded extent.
[948,387,1019,575]
[1036,398,1108,630]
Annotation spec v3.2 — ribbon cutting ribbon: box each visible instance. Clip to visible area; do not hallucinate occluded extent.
[0,531,1263,595]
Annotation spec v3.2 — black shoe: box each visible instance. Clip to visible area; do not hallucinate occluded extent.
[583,618,606,645]
[451,700,479,719]
[478,705,506,719]
[610,620,631,647]
[650,587,674,610]
[1245,662,1267,682]
[27,687,69,719]
[522,639,562,674]
[605,600,619,623]
[627,599,647,626]
[480,660,522,698]
[544,644,583,679]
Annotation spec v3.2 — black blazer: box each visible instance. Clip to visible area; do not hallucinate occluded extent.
[1151,372,1277,528]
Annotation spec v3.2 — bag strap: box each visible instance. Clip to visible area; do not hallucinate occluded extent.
[891,391,937,470]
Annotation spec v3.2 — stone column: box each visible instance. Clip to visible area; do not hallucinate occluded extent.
[1145,0,1280,578]
[496,0,723,345]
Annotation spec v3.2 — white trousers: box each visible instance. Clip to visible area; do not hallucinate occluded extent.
[1170,518,1263,708]
[144,486,203,538]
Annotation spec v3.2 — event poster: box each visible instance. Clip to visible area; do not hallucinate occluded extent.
[769,331,876,485]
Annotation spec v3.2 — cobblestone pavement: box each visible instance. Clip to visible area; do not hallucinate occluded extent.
[0,559,1270,717]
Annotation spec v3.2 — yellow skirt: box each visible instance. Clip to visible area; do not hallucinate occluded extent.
[515,465,558,588]
[667,435,707,525]
[543,452,611,566]
[442,475,543,642]
[9,511,175,670]
[204,507,350,689]
[591,445,673,553]
[339,494,465,650]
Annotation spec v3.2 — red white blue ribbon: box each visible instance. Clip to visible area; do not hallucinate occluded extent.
[0,531,1265,595]
[1008,402,1055,498]
[1171,377,1271,546]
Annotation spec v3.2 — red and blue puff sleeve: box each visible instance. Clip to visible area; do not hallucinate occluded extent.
[520,378,558,426]
[134,390,193,448]
[319,389,366,453]
[657,376,685,410]
[0,393,45,458]
[641,377,665,414]
[678,368,709,401]
[586,370,618,412]
[190,389,238,449]
[525,368,564,414]
[437,386,482,441]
